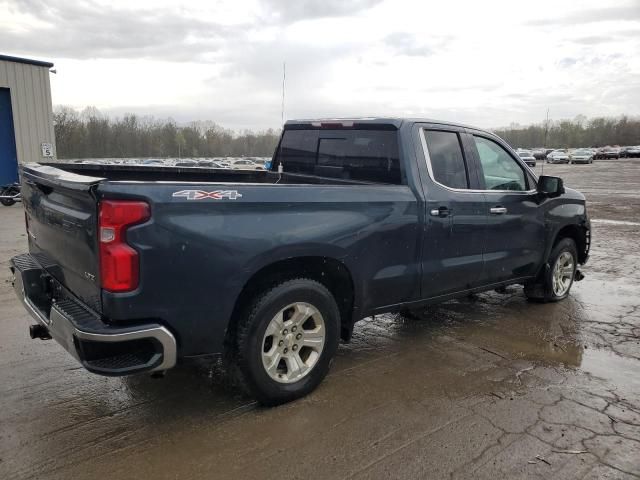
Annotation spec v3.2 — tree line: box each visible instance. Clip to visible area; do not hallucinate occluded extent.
[53,106,281,159]
[54,108,640,159]
[493,115,640,149]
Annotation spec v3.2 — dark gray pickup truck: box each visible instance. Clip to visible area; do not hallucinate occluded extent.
[10,118,590,404]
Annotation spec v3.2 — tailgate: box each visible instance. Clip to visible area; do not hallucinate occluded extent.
[21,163,104,312]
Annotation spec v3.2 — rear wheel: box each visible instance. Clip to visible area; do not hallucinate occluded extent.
[525,238,578,303]
[230,278,340,405]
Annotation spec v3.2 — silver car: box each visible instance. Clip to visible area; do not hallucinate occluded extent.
[546,149,570,164]
[569,149,594,164]
[516,149,536,167]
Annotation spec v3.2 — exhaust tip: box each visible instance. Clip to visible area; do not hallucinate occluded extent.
[30,324,52,340]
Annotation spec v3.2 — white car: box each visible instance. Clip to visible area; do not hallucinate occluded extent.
[231,159,265,170]
[546,150,570,164]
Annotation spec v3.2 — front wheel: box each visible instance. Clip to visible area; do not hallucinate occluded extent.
[230,278,340,405]
[525,238,578,302]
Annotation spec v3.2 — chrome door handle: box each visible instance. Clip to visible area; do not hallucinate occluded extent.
[430,207,450,217]
[490,207,507,215]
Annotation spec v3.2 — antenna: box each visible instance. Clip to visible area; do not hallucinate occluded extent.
[281,62,286,126]
[542,107,550,176]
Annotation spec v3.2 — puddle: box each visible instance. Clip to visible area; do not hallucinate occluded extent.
[579,348,640,393]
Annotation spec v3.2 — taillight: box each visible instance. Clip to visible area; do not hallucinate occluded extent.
[99,200,150,292]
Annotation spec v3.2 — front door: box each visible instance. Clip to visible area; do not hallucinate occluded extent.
[418,126,487,298]
[468,134,545,284]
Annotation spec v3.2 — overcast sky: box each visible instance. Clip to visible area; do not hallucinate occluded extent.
[2,0,639,130]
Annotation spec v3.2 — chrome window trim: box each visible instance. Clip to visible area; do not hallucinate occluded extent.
[418,128,537,195]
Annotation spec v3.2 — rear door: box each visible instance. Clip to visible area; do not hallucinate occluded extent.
[466,133,545,284]
[21,164,103,312]
[417,125,486,298]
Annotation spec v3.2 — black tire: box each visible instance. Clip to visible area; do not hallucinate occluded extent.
[0,198,16,206]
[230,278,340,406]
[525,238,578,303]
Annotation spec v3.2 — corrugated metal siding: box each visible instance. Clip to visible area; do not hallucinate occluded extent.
[0,59,56,163]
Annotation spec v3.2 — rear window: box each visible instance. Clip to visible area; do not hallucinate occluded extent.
[275,129,402,184]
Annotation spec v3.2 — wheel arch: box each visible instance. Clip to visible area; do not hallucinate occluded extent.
[550,224,590,264]
[225,256,356,349]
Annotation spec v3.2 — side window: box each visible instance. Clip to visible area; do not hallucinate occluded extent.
[423,130,469,189]
[473,136,527,191]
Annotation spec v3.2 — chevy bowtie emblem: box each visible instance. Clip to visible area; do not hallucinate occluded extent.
[172,190,243,200]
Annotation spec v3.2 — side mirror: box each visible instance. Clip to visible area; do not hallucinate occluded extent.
[537,175,565,197]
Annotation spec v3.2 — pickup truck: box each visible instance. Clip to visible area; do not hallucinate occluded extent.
[10,118,590,405]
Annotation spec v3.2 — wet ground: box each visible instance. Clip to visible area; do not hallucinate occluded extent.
[1,160,639,479]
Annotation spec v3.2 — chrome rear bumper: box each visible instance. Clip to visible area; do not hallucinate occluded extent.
[10,253,177,376]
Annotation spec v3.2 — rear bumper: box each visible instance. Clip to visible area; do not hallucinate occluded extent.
[10,253,177,376]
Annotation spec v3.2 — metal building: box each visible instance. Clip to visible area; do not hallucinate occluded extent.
[0,54,56,194]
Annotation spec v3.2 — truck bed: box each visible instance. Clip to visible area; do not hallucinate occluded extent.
[43,163,370,185]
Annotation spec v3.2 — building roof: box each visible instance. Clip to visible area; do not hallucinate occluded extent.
[0,54,54,68]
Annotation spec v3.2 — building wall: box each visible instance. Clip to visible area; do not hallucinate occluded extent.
[0,59,56,163]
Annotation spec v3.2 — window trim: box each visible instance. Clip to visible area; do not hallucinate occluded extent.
[419,128,537,195]
[419,128,473,192]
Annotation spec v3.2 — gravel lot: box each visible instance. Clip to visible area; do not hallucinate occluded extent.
[1,160,639,479]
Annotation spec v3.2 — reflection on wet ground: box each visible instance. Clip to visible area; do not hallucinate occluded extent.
[1,160,639,479]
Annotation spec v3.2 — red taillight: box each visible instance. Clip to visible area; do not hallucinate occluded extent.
[99,200,150,292]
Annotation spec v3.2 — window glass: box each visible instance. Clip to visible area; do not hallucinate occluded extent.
[423,130,468,189]
[474,136,527,191]
[276,129,402,184]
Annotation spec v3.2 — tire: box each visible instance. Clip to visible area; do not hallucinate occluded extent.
[230,278,340,406]
[525,238,578,303]
[0,198,16,206]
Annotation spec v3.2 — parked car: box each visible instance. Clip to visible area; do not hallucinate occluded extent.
[516,149,536,167]
[546,149,570,164]
[620,146,640,158]
[10,117,590,405]
[232,159,265,170]
[532,148,547,160]
[196,160,230,168]
[569,149,594,164]
[174,159,198,167]
[600,147,620,159]
[141,159,166,166]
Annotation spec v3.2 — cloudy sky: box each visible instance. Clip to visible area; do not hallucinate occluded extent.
[2,0,639,130]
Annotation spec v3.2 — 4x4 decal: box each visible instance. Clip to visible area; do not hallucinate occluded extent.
[172,190,243,200]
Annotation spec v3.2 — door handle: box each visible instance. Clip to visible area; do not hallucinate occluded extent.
[430,207,450,218]
[490,206,508,215]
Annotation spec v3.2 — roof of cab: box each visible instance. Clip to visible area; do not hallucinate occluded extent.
[284,117,482,131]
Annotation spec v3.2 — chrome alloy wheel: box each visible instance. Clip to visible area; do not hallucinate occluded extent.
[261,302,326,384]
[552,251,575,297]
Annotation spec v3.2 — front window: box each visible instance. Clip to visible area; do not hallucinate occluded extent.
[473,136,528,191]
